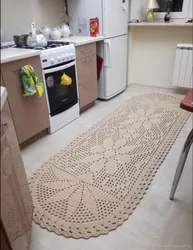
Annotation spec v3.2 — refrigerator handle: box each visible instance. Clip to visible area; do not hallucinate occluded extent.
[104,40,111,68]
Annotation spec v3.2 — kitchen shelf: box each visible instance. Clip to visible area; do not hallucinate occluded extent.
[128,21,193,27]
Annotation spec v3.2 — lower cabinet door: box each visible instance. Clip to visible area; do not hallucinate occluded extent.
[1,56,49,144]
[76,51,98,110]
[79,80,98,109]
[1,101,33,250]
[76,55,97,86]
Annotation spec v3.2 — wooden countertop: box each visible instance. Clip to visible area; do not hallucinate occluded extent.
[1,48,41,64]
[50,35,105,46]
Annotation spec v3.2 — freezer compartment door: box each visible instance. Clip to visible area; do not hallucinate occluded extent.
[103,35,128,98]
[103,0,128,38]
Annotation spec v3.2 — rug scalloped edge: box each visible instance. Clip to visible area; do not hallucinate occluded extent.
[32,160,168,239]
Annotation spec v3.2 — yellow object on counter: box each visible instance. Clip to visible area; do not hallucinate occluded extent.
[147,10,155,22]
[61,73,72,86]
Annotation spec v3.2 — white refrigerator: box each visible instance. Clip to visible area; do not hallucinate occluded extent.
[68,0,129,100]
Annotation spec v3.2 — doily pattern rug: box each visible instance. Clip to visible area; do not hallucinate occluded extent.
[29,93,189,238]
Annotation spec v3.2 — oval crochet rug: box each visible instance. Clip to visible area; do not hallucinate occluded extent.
[29,93,190,239]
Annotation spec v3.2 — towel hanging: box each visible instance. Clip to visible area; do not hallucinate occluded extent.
[20,65,44,97]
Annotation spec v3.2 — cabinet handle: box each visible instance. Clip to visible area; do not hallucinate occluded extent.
[81,49,91,55]
[86,82,93,88]
[82,58,92,64]
[1,123,8,141]
[81,81,93,89]
[13,68,21,72]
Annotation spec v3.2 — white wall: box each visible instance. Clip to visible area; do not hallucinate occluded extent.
[30,0,67,29]
[1,0,67,41]
[130,0,146,21]
[128,26,193,87]
[1,0,32,41]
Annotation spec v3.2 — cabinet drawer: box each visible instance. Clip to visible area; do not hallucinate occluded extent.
[77,55,97,86]
[79,80,97,109]
[76,43,96,60]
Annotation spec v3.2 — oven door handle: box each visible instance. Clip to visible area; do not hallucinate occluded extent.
[44,61,75,74]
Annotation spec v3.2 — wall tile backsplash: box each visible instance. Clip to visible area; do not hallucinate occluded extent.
[1,0,68,41]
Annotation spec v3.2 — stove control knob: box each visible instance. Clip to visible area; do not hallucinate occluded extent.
[70,53,74,59]
[50,58,55,64]
[62,55,65,61]
[57,56,61,62]
[66,54,70,60]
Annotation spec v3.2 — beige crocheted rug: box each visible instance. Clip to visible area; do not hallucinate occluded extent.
[29,93,190,239]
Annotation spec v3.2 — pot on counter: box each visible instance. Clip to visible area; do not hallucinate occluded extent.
[13,34,29,47]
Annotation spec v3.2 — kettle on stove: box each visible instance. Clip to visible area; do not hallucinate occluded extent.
[27,22,47,48]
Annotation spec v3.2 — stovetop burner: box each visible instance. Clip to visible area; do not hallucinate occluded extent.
[15,41,70,50]
[39,41,70,50]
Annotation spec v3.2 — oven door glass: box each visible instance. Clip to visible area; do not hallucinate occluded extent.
[44,61,78,117]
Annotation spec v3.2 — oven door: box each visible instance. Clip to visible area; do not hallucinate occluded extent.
[44,60,78,117]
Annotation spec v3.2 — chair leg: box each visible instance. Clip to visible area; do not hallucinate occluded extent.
[169,129,193,200]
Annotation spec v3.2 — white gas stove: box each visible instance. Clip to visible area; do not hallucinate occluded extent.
[37,41,79,133]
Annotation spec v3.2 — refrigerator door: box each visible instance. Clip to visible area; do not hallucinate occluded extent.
[102,35,128,99]
[103,0,128,38]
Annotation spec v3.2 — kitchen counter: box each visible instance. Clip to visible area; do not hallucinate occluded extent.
[128,20,193,27]
[1,87,8,110]
[0,37,104,64]
[52,35,105,46]
[1,48,41,64]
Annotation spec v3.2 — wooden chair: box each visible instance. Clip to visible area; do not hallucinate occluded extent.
[169,90,193,200]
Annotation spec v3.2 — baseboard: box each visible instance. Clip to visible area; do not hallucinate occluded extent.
[20,129,49,150]
[128,82,190,95]
[80,101,95,113]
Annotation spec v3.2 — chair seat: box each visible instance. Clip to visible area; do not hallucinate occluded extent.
[180,89,193,113]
